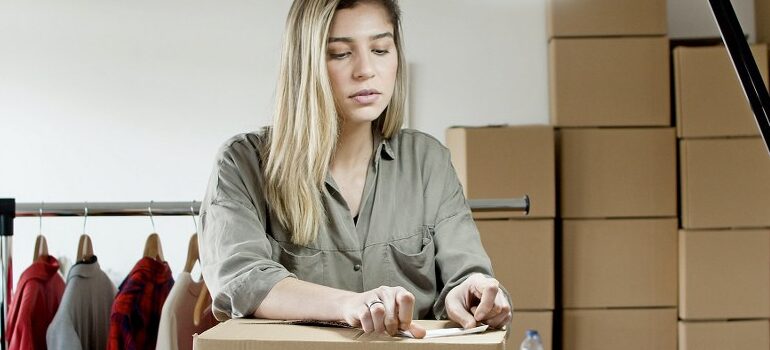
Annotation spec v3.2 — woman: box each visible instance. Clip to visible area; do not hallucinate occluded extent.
[199,0,512,338]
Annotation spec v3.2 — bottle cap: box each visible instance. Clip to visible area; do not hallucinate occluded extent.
[526,329,539,338]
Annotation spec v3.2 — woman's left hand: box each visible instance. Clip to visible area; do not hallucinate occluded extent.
[444,273,512,329]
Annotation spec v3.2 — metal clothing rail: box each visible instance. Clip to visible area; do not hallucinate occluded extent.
[0,196,528,349]
[14,201,202,217]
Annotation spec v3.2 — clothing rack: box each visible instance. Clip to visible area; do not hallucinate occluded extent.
[0,196,528,349]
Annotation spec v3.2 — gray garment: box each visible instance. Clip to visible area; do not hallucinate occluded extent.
[46,259,117,350]
[200,127,506,321]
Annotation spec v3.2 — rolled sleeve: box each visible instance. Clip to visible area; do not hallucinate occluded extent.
[430,147,513,320]
[199,138,295,320]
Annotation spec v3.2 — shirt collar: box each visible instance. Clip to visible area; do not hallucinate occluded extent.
[375,128,396,161]
[324,126,396,190]
[20,255,61,282]
[67,256,102,280]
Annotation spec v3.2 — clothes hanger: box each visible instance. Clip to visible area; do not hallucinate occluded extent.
[193,283,210,327]
[143,233,164,261]
[77,235,94,262]
[34,235,49,262]
[33,204,49,261]
[143,204,165,261]
[188,202,211,326]
[183,234,198,273]
[77,204,95,262]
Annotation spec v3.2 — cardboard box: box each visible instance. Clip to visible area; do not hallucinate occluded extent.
[674,44,768,138]
[561,308,677,350]
[679,229,770,320]
[679,137,770,229]
[546,0,666,38]
[679,320,770,350]
[760,0,770,43]
[446,125,555,219]
[476,219,554,310]
[561,219,678,308]
[558,128,677,218]
[509,311,552,350]
[194,319,507,350]
[549,37,670,127]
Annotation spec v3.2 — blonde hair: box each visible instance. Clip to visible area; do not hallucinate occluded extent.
[264,0,408,246]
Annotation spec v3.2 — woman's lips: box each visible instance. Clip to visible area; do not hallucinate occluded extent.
[351,93,380,104]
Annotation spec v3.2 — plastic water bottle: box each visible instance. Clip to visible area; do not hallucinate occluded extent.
[519,329,544,350]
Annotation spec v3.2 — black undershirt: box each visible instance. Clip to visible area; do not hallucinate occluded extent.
[353,214,359,225]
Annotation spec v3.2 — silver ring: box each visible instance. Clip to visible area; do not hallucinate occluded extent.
[366,300,384,309]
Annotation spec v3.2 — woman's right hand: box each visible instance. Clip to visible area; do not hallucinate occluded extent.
[341,286,427,338]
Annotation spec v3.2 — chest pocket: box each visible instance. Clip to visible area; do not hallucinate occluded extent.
[386,225,437,306]
[267,236,325,286]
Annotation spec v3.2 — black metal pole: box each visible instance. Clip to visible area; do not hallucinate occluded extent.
[0,198,14,350]
[0,199,12,237]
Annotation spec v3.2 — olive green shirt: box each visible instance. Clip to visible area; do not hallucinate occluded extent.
[199,127,505,321]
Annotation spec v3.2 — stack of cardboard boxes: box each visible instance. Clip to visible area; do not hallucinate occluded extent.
[547,0,678,349]
[673,42,770,349]
[760,0,770,46]
[446,125,556,349]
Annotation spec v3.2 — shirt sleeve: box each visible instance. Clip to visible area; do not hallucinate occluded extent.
[430,146,514,320]
[199,139,296,320]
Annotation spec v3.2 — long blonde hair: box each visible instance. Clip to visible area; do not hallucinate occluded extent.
[264,0,408,246]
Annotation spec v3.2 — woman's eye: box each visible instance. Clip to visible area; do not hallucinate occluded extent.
[373,49,390,55]
[330,52,350,60]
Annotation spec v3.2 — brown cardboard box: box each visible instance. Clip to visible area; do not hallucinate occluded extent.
[679,137,770,229]
[546,0,666,38]
[476,219,554,310]
[679,320,770,350]
[679,229,770,320]
[673,44,768,138]
[194,319,507,350]
[561,308,677,350]
[549,37,670,127]
[558,128,677,218]
[446,125,555,219]
[759,0,770,43]
[561,219,678,308]
[509,311,552,349]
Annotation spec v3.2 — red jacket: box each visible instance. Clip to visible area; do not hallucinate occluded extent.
[7,255,65,350]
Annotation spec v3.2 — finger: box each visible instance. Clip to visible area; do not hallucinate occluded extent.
[360,308,374,333]
[370,302,387,333]
[473,280,499,321]
[395,288,415,330]
[408,322,427,339]
[446,298,477,329]
[484,301,504,320]
[381,289,399,336]
[485,310,512,329]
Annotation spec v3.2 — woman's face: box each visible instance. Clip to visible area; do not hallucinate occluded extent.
[326,2,398,126]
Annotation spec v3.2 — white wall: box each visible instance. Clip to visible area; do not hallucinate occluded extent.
[0,0,548,286]
[668,0,756,42]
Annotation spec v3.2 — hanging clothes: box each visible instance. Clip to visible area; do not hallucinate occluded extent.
[108,256,174,350]
[155,272,217,350]
[7,255,65,350]
[46,256,117,350]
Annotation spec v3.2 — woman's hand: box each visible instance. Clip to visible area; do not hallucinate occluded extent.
[341,286,427,338]
[445,273,512,329]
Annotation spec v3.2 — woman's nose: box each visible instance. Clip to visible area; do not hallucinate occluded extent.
[353,54,375,80]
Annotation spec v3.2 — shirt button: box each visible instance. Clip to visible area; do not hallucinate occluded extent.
[353,264,361,271]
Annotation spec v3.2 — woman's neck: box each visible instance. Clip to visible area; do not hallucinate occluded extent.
[332,121,374,170]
